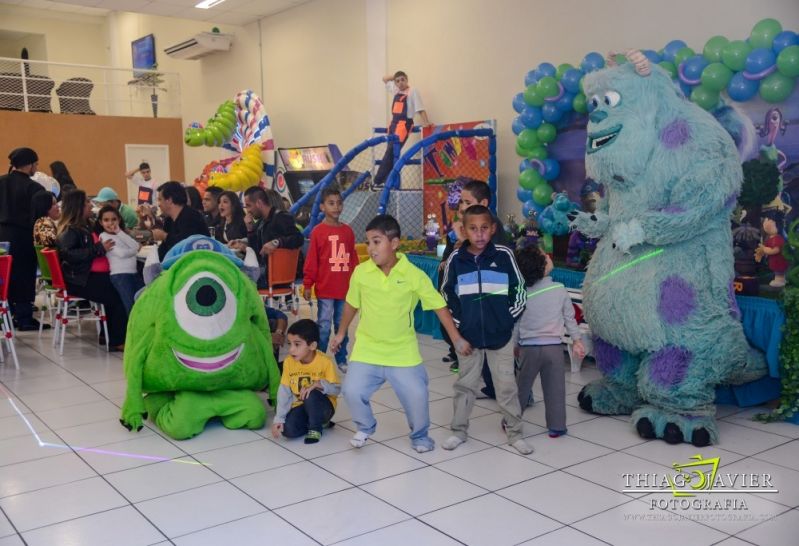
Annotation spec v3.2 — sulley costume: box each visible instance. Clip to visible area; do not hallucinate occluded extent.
[120,236,280,440]
[570,50,766,447]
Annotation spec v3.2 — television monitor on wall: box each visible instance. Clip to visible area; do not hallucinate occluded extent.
[132,34,156,78]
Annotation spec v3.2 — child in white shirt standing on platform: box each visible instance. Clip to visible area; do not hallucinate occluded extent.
[514,245,585,438]
[97,205,143,315]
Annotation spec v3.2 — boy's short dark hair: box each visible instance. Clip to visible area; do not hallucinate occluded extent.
[461,178,491,205]
[288,319,320,345]
[393,70,407,80]
[244,186,268,204]
[516,245,548,285]
[157,181,187,205]
[139,162,150,171]
[462,204,492,223]
[320,185,342,202]
[366,214,401,240]
[204,186,223,198]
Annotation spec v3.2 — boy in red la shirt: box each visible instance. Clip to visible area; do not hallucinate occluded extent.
[303,186,359,372]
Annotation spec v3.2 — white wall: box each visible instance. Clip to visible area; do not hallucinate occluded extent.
[386,0,799,217]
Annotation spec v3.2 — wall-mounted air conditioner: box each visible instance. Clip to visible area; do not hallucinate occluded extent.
[164,32,232,60]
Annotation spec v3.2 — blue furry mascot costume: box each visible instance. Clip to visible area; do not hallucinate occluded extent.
[570,50,766,447]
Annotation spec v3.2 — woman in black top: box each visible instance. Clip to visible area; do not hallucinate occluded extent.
[216,190,247,244]
[56,190,127,350]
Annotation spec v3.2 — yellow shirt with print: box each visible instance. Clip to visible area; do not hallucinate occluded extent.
[346,252,446,367]
[281,351,339,408]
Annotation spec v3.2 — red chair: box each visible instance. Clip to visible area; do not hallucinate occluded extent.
[0,255,20,369]
[41,249,109,355]
[258,248,300,314]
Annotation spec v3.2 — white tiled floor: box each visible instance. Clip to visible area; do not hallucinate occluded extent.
[1,316,798,545]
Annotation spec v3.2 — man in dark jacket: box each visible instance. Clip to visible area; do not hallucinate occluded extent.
[153,181,209,260]
[0,147,49,330]
[231,186,304,289]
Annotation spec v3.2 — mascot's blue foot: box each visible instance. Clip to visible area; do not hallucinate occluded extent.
[577,381,639,415]
[632,406,716,447]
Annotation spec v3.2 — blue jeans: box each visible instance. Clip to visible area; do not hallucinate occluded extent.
[317,298,348,364]
[110,273,144,316]
[343,361,433,449]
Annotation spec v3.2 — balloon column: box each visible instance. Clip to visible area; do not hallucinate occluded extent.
[513,18,799,214]
[186,90,275,192]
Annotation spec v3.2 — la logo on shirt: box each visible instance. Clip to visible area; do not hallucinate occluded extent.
[328,235,350,272]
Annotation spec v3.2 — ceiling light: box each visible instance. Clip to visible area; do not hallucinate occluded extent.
[195,0,226,9]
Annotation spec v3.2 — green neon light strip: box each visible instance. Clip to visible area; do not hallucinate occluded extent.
[594,248,665,284]
[474,283,564,301]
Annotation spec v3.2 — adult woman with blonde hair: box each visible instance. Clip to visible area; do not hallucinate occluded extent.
[56,190,127,350]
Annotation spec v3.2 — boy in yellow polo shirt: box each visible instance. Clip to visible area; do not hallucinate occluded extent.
[330,215,470,452]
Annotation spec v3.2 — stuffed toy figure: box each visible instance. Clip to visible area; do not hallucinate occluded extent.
[570,50,766,446]
[120,236,280,439]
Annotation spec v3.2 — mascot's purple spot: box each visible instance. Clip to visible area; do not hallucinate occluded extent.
[649,346,693,387]
[659,118,691,149]
[723,193,739,209]
[593,337,623,374]
[728,282,741,320]
[659,205,686,214]
[658,275,696,325]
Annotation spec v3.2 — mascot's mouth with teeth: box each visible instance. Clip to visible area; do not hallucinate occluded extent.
[172,344,244,372]
[587,125,622,154]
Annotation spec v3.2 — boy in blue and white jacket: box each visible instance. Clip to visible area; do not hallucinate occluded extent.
[440,205,532,454]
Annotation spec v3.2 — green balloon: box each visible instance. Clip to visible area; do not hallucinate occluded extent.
[573,93,587,113]
[537,76,559,98]
[674,47,695,67]
[528,146,548,160]
[703,36,729,62]
[721,40,751,71]
[691,85,720,110]
[519,168,544,190]
[537,123,557,144]
[555,63,574,80]
[749,18,782,50]
[523,84,545,106]
[700,62,733,92]
[532,183,554,206]
[658,61,677,79]
[517,129,540,150]
[759,72,795,103]
[776,45,799,78]
[515,141,533,158]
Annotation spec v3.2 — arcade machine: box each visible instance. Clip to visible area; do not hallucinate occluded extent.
[273,144,355,226]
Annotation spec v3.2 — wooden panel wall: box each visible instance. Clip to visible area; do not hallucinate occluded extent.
[0,110,185,196]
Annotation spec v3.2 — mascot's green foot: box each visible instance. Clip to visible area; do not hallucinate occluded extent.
[218,391,266,431]
[632,406,717,446]
[143,392,174,420]
[153,390,267,440]
[577,380,639,415]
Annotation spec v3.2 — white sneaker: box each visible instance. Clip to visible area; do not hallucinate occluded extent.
[442,435,466,450]
[511,438,534,455]
[350,431,370,448]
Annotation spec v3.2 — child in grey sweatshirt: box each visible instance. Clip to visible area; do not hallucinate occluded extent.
[514,246,585,437]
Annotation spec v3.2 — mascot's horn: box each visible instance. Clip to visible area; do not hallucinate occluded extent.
[605,50,652,76]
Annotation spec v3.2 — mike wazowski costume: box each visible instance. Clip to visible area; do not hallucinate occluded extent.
[120,236,280,440]
[569,51,766,447]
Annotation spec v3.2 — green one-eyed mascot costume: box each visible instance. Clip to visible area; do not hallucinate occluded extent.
[120,235,280,440]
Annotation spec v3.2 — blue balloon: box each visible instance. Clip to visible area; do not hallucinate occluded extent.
[512,92,525,113]
[512,116,525,135]
[561,68,584,93]
[662,39,687,62]
[538,62,556,77]
[773,30,799,53]
[555,91,576,112]
[524,69,539,87]
[519,159,532,173]
[682,55,709,81]
[581,52,605,72]
[542,102,563,123]
[517,188,533,202]
[745,47,777,74]
[678,80,694,97]
[542,159,560,181]
[522,200,544,218]
[642,49,662,63]
[519,106,543,129]
[727,72,760,101]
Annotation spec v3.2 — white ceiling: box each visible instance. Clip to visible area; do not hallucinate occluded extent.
[1,0,310,25]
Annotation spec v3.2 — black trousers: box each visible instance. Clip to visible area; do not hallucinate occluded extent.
[66,273,128,346]
[373,140,408,187]
[282,389,334,437]
[0,226,37,323]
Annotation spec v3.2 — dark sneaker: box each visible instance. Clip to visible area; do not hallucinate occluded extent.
[304,430,322,444]
[548,429,567,438]
[449,361,459,373]
[442,354,455,363]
